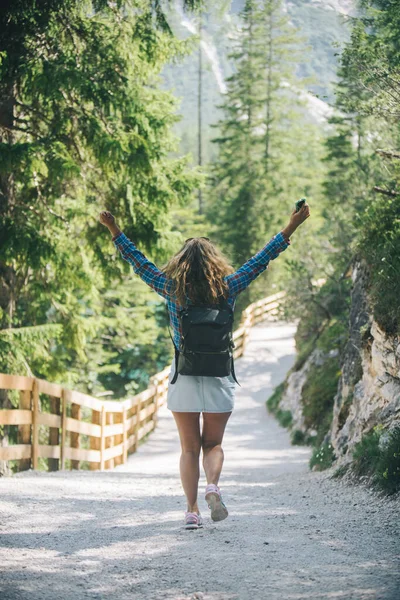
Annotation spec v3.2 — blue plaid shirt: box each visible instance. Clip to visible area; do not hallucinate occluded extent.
[113,231,290,348]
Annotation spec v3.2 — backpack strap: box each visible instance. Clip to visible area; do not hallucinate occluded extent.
[168,325,179,384]
[218,293,229,309]
[219,294,240,386]
[230,356,240,386]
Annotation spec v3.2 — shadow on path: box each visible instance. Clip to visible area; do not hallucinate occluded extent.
[1,321,399,600]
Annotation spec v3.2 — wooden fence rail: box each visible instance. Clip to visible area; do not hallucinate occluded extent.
[0,291,285,472]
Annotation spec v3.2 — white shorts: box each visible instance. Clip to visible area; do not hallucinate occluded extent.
[166,358,236,413]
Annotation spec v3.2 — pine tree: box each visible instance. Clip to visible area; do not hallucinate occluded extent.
[207,0,310,310]
[0,1,203,472]
[0,0,199,367]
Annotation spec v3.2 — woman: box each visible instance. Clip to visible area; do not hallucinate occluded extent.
[100,203,310,529]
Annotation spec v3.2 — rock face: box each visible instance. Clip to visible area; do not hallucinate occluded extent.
[278,260,400,459]
[331,263,400,459]
[279,348,325,436]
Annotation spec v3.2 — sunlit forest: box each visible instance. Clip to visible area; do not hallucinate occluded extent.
[1,0,399,413]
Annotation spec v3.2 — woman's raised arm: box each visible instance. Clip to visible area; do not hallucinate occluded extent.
[100,211,170,300]
[225,203,310,297]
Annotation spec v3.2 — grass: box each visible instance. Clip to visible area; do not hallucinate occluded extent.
[333,426,400,495]
[332,463,350,479]
[351,426,400,495]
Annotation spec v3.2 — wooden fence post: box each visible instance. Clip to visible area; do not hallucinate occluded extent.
[105,411,114,470]
[122,406,128,464]
[100,405,106,470]
[113,410,124,467]
[31,379,39,470]
[49,395,61,471]
[70,403,81,470]
[18,389,32,471]
[133,400,141,453]
[90,409,101,471]
[152,377,159,428]
[60,389,67,470]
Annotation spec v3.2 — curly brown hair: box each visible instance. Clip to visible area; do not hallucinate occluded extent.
[162,237,234,307]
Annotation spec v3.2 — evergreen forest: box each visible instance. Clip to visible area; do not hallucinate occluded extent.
[1,0,399,462]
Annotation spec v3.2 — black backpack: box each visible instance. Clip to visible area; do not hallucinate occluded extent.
[169,295,240,385]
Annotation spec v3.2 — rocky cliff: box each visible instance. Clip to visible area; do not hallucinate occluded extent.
[277,261,400,462]
[331,262,400,460]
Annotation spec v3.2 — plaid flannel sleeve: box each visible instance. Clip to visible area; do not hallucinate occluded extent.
[112,232,170,299]
[226,231,290,297]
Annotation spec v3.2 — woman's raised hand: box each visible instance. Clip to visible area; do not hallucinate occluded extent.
[99,211,121,238]
[99,211,116,227]
[280,203,310,241]
[289,203,310,229]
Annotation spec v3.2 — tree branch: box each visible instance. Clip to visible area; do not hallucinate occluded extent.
[376,149,400,160]
[373,186,399,197]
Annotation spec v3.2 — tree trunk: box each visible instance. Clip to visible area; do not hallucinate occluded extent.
[198,14,203,215]
[0,81,16,331]
[0,82,17,476]
[264,7,273,173]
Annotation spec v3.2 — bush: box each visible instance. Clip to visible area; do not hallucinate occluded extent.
[301,354,341,445]
[375,427,400,495]
[291,429,307,445]
[276,409,293,428]
[309,442,336,471]
[351,426,400,495]
[352,428,381,477]
[291,429,315,446]
[266,383,293,429]
[266,382,285,413]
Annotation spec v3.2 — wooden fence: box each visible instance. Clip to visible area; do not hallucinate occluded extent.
[0,291,285,473]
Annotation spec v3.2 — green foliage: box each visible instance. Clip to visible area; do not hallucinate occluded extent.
[358,195,400,334]
[336,0,400,335]
[206,0,325,315]
[309,442,336,471]
[266,381,285,413]
[376,427,400,495]
[276,409,293,429]
[268,288,346,444]
[301,351,341,446]
[352,427,382,477]
[0,324,63,377]
[277,2,400,477]
[291,277,351,372]
[351,426,400,495]
[0,0,200,397]
[266,382,293,429]
[291,429,314,446]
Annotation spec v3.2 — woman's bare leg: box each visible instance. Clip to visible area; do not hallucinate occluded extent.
[171,411,201,513]
[201,412,232,485]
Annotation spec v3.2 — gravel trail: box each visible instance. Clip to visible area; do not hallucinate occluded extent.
[0,321,399,600]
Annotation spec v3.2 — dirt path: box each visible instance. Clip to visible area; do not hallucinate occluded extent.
[1,321,399,600]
